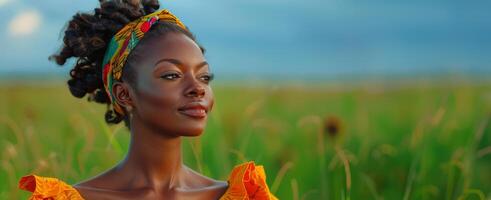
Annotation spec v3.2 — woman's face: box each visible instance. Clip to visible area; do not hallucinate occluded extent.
[126,32,214,137]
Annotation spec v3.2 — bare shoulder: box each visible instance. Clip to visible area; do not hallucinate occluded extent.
[72,167,133,200]
[73,165,120,188]
[183,165,228,188]
[181,165,229,198]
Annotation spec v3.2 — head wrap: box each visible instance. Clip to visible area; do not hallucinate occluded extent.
[102,9,187,115]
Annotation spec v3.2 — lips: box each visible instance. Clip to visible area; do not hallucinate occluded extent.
[178,102,208,119]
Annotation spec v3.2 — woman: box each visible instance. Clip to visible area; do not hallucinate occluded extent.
[18,0,277,199]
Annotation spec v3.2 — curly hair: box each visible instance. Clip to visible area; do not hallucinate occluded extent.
[49,0,204,128]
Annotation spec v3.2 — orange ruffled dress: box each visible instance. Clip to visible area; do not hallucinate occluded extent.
[19,161,278,200]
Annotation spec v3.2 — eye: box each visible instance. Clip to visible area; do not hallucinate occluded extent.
[160,72,182,80]
[199,73,214,83]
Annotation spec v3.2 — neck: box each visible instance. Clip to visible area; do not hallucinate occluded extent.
[117,115,185,190]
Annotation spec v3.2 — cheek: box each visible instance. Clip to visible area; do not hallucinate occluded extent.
[136,76,178,109]
[134,83,180,123]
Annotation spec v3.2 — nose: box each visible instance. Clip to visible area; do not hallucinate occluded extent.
[184,77,205,98]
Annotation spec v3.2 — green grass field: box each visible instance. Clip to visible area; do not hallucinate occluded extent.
[1,78,491,199]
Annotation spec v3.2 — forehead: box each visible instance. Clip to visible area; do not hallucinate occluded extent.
[139,32,205,66]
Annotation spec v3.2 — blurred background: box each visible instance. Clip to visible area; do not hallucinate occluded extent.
[1,0,491,199]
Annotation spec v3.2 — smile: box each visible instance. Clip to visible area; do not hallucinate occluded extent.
[178,108,207,119]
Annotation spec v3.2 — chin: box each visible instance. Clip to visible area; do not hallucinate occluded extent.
[181,129,204,137]
[177,117,208,137]
[178,123,206,137]
[183,132,203,137]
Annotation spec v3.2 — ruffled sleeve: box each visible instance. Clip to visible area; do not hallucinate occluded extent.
[18,175,84,200]
[220,161,278,200]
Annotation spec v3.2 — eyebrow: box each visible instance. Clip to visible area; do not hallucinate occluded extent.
[154,58,209,71]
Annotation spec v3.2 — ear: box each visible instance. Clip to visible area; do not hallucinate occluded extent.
[112,81,134,111]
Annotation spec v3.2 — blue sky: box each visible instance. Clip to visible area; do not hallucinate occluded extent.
[0,0,490,79]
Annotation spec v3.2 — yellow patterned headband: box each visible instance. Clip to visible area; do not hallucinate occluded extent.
[102,9,187,115]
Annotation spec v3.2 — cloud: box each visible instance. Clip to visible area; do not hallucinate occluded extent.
[8,10,42,37]
[0,0,11,7]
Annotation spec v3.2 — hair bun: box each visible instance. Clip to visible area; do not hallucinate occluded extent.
[142,0,160,13]
[50,0,160,126]
[67,79,86,98]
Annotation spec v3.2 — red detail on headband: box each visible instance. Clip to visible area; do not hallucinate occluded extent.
[141,17,158,33]
[140,21,151,33]
[149,17,157,24]
[103,63,110,85]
